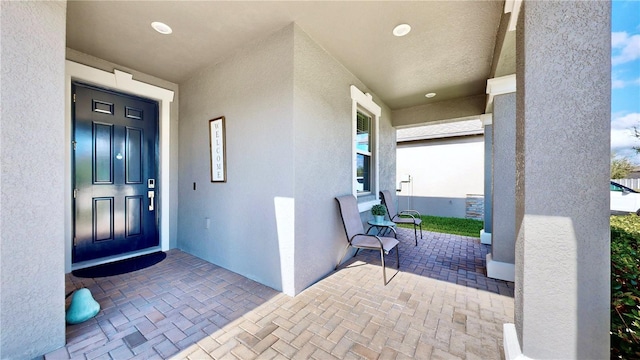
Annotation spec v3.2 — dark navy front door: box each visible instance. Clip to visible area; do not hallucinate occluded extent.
[73,83,159,263]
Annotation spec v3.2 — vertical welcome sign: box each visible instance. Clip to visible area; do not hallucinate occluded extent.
[209,116,226,182]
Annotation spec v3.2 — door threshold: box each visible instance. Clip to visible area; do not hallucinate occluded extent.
[71,247,163,271]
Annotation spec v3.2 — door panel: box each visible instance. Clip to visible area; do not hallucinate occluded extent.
[93,198,114,241]
[126,128,143,184]
[73,83,159,263]
[125,195,143,237]
[93,123,114,184]
[125,106,143,120]
[92,99,114,115]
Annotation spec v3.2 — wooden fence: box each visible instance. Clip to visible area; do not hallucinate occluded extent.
[612,178,640,189]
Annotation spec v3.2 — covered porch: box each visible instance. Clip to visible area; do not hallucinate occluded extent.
[46,228,513,359]
[1,1,610,359]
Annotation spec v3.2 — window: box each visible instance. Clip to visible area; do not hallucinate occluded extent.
[356,111,372,193]
[350,85,381,209]
[611,182,638,193]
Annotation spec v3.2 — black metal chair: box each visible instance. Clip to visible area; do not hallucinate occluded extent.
[380,190,423,246]
[335,195,399,285]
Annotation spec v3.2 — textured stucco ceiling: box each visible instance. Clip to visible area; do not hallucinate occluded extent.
[66,1,504,110]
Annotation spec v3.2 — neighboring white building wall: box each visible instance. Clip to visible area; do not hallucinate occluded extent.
[0,2,67,358]
[396,135,484,218]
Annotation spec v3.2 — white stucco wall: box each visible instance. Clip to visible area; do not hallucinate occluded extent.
[396,135,484,218]
[0,2,67,358]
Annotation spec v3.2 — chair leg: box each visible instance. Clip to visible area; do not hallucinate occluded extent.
[395,246,399,269]
[420,222,423,239]
[335,244,351,270]
[413,224,418,246]
[380,248,387,285]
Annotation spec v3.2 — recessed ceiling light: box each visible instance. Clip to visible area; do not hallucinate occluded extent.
[393,24,411,37]
[151,21,172,35]
[425,92,437,98]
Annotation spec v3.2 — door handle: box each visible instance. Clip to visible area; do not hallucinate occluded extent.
[148,191,155,211]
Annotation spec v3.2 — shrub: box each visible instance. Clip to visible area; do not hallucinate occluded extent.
[371,204,387,216]
[611,156,634,180]
[611,215,640,359]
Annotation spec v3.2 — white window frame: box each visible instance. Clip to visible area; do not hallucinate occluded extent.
[350,85,381,212]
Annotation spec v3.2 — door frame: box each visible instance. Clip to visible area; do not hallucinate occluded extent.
[65,60,174,272]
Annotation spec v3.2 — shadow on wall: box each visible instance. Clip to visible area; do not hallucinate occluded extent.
[398,196,472,219]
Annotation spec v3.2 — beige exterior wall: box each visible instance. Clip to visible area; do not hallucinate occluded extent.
[512,1,611,357]
[292,26,396,293]
[178,25,296,293]
[0,2,67,358]
[178,24,395,295]
[391,95,485,127]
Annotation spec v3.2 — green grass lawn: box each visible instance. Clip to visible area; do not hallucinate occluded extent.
[396,215,483,238]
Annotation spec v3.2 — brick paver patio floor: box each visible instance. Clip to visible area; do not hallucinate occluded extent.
[46,228,514,360]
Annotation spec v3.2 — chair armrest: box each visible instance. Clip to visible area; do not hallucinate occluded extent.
[349,234,384,248]
[399,210,421,218]
[394,212,416,220]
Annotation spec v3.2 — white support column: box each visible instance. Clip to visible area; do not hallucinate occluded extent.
[480,114,493,245]
[486,74,516,113]
[483,75,516,248]
[488,92,516,282]
[507,1,611,358]
[480,74,516,270]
